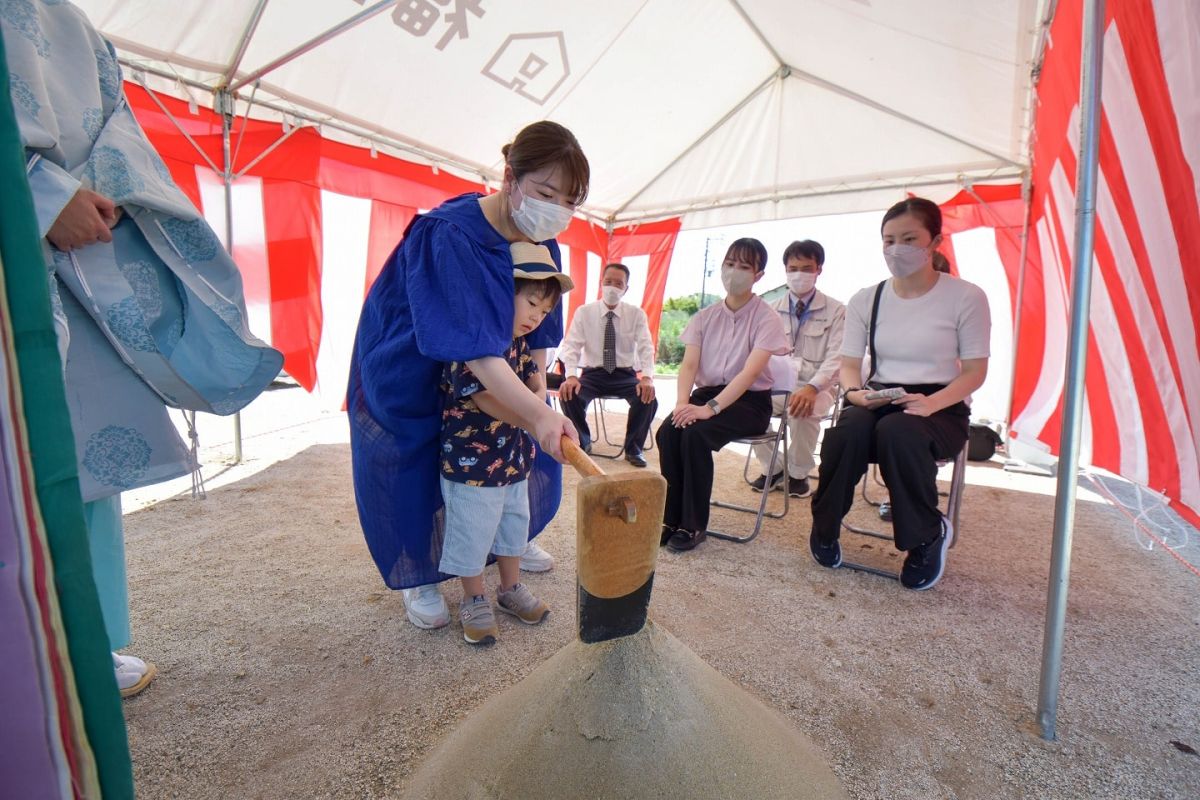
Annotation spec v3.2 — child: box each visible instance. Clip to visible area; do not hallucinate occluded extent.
[438,243,574,644]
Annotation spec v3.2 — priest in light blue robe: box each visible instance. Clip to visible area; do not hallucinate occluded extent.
[3,0,282,695]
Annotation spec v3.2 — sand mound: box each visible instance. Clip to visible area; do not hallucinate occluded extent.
[404,621,848,800]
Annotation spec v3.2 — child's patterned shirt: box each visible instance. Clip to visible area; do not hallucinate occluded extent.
[440,337,537,486]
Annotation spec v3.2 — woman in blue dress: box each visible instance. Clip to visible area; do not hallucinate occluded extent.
[349,121,588,630]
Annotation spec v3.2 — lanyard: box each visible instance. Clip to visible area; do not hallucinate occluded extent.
[788,292,815,348]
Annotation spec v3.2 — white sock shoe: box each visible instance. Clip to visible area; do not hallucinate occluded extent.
[113,652,157,698]
[519,541,554,572]
[401,584,451,629]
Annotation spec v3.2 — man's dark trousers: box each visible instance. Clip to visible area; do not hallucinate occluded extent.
[560,367,658,454]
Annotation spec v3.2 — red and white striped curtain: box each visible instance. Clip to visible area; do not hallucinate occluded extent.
[1012,0,1200,527]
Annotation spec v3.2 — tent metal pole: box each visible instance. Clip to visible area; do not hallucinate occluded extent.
[230,82,259,170]
[132,74,220,172]
[228,0,396,93]
[220,0,271,87]
[1005,172,1034,434]
[233,124,303,181]
[217,90,244,465]
[1036,0,1104,742]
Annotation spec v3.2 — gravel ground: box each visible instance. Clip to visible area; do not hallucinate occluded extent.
[119,388,1200,799]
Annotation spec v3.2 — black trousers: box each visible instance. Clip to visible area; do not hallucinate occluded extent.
[655,386,772,533]
[811,384,969,551]
[560,367,658,454]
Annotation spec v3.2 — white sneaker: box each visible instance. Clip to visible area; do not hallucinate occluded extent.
[113,652,157,699]
[402,584,450,629]
[519,541,554,573]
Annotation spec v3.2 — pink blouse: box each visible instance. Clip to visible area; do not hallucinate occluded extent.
[680,295,789,391]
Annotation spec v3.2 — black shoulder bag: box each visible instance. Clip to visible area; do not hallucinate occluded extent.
[864,280,886,386]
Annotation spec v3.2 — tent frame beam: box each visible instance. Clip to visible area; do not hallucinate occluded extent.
[783,67,1022,169]
[728,0,786,65]
[220,0,271,88]
[608,166,1024,227]
[121,60,493,185]
[611,67,787,218]
[228,1,397,93]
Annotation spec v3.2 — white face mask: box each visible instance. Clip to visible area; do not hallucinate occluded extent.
[510,180,574,242]
[721,267,754,295]
[883,244,930,278]
[786,271,817,296]
[601,285,624,306]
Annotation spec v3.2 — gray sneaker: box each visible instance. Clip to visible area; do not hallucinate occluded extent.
[459,596,498,645]
[496,583,550,625]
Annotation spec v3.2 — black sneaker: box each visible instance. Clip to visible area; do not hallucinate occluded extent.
[667,528,706,552]
[660,525,677,547]
[809,530,842,568]
[900,517,952,591]
[750,471,784,493]
[786,477,812,498]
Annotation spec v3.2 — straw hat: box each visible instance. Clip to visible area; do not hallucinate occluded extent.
[511,242,574,292]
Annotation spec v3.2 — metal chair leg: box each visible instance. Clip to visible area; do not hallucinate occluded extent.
[590,397,622,459]
[708,410,790,544]
[590,396,655,459]
[839,442,969,575]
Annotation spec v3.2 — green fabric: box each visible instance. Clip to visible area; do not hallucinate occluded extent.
[0,30,134,799]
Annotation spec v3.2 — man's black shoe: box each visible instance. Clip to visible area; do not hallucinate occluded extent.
[660,525,677,547]
[787,477,812,498]
[809,530,842,568]
[750,471,784,493]
[582,440,593,455]
[900,517,952,591]
[667,528,706,552]
[878,501,893,521]
[625,450,648,468]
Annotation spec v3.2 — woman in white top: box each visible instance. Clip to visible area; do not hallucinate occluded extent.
[657,238,789,552]
[809,198,991,590]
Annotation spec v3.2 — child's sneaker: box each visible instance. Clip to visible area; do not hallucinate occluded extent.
[496,583,550,625]
[459,595,498,645]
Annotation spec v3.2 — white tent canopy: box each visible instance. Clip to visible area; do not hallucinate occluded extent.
[76,0,1043,229]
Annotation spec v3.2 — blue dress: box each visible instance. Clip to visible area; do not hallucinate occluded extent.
[349,193,563,589]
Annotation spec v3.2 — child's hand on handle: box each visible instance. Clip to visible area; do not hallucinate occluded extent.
[561,435,604,478]
[533,410,578,463]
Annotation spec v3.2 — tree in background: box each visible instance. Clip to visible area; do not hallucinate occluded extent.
[656,293,702,371]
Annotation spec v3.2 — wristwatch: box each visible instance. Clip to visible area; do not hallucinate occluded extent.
[706,398,722,415]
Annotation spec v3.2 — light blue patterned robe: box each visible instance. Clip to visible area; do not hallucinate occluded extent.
[3,0,283,502]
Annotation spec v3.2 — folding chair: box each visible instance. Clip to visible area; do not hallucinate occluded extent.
[839,442,969,580]
[589,395,655,460]
[858,462,949,521]
[707,389,791,544]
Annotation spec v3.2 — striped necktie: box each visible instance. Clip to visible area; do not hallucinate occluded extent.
[603,310,617,373]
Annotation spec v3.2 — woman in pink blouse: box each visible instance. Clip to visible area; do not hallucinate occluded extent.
[657,238,790,551]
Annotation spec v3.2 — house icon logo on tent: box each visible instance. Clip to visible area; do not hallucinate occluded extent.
[482,32,570,106]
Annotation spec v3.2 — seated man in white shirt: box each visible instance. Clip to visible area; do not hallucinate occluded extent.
[557,263,658,467]
[752,240,846,497]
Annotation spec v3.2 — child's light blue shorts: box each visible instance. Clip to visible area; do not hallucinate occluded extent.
[438,477,530,577]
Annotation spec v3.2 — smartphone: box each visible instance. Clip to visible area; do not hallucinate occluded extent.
[864,387,905,401]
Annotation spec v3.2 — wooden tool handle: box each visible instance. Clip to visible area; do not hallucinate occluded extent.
[562,435,604,478]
